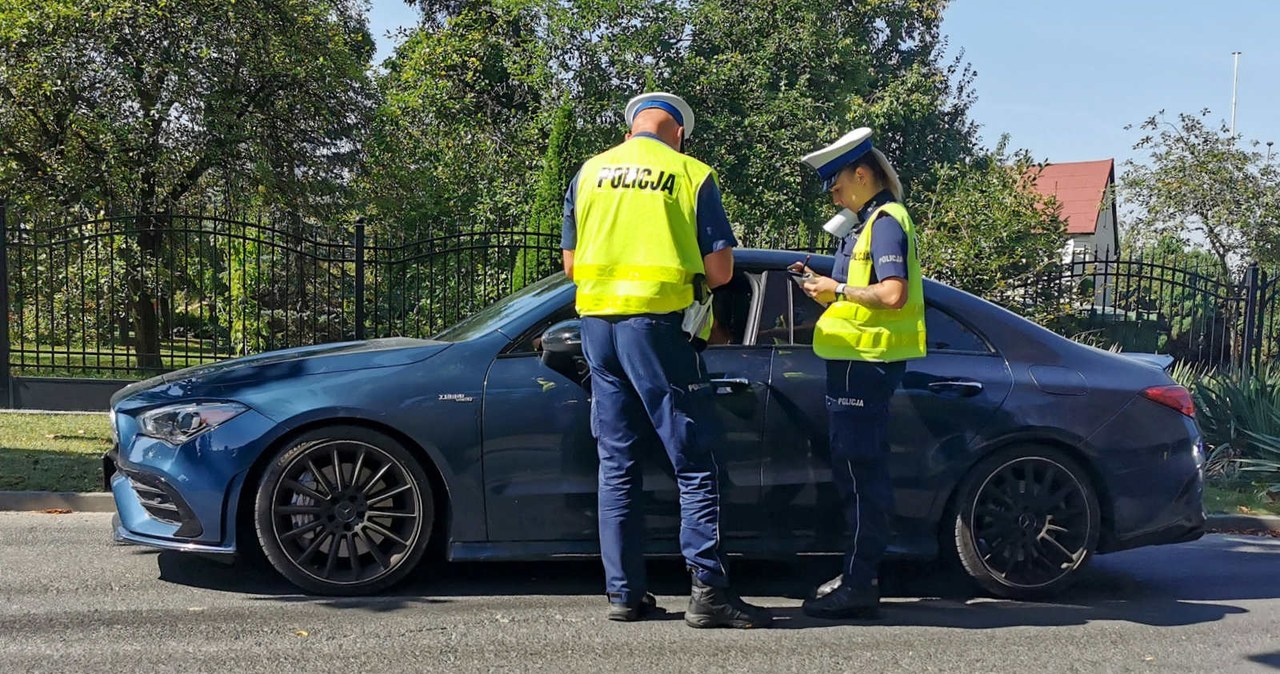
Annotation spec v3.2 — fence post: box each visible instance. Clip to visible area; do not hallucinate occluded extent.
[0,198,11,408]
[354,216,366,341]
[1241,262,1261,376]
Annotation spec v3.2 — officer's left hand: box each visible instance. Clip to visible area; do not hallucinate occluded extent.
[802,274,838,305]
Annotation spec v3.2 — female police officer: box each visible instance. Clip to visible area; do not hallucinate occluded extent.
[790,128,927,619]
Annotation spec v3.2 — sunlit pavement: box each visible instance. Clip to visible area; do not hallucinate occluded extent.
[1,512,1277,673]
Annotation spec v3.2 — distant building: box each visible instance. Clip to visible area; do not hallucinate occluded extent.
[1031,159,1120,260]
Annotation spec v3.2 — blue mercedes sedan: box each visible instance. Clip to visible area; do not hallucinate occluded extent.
[105,249,1206,598]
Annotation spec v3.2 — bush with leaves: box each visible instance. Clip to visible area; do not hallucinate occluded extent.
[1182,362,1280,501]
[913,143,1067,313]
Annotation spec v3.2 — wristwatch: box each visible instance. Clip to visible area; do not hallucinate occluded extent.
[834,283,847,299]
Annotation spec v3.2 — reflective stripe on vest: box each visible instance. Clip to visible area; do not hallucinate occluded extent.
[573,136,711,316]
[813,201,928,362]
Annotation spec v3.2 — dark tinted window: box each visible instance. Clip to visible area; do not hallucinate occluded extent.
[755,272,794,346]
[791,281,826,345]
[925,305,991,352]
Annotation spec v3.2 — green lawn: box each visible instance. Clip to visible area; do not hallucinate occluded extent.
[10,338,227,378]
[0,412,112,492]
[1203,483,1280,517]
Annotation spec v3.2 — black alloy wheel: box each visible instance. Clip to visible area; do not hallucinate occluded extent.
[255,426,434,595]
[951,447,1100,599]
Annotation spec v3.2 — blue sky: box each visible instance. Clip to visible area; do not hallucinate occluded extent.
[367,1,1279,169]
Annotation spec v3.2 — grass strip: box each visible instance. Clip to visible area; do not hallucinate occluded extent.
[0,413,112,492]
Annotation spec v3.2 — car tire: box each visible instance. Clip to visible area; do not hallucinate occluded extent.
[254,425,434,596]
[950,446,1100,600]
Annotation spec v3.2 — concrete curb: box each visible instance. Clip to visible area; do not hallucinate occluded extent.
[0,491,115,512]
[1206,514,1280,534]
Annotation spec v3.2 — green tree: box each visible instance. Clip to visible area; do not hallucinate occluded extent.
[1122,109,1280,275]
[514,98,574,291]
[370,0,976,251]
[0,0,375,367]
[914,143,1067,304]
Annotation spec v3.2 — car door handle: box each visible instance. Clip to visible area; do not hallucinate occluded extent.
[709,378,752,394]
[926,380,984,396]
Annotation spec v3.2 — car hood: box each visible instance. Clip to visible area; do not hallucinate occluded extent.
[110,338,452,406]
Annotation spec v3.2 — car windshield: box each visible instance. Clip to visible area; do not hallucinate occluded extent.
[432,272,572,342]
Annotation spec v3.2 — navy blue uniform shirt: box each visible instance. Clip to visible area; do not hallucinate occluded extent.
[560,132,738,256]
[831,189,909,285]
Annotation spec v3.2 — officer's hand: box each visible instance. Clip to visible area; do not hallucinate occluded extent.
[802,274,838,305]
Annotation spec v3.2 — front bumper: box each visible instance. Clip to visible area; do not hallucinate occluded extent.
[112,513,235,555]
[106,406,278,553]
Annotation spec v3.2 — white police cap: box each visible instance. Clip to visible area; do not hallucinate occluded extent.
[625,92,695,139]
[800,127,903,201]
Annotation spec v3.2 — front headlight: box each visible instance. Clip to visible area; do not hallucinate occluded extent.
[137,402,248,446]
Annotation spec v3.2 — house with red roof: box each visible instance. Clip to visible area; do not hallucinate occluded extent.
[1031,159,1120,260]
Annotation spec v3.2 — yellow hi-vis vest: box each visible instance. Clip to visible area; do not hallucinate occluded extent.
[573,136,712,317]
[813,201,927,362]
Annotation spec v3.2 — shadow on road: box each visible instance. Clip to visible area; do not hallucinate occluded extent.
[152,534,1277,629]
[1247,652,1280,670]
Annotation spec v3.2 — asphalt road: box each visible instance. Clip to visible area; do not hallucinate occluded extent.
[1,513,1278,673]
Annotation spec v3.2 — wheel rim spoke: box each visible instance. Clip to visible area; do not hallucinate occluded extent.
[276,505,324,515]
[280,519,324,541]
[347,534,362,577]
[306,459,335,495]
[282,479,327,503]
[362,463,392,493]
[296,531,330,566]
[358,529,391,571]
[351,448,367,491]
[365,520,409,547]
[323,534,341,579]
[368,484,412,506]
[367,510,416,519]
[332,447,344,491]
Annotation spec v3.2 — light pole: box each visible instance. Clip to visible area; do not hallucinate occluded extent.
[1268,141,1274,163]
[1230,51,1242,136]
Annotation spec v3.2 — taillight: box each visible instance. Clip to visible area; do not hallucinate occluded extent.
[1141,385,1195,418]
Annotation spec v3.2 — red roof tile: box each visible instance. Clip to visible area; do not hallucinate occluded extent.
[1030,159,1115,235]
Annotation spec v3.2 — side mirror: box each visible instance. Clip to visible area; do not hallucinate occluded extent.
[539,319,588,386]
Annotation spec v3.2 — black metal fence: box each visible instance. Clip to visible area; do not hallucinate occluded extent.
[3,200,1279,409]
[995,249,1280,371]
[0,201,560,406]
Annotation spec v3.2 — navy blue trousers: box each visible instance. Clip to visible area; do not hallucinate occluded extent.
[581,313,728,605]
[825,359,905,590]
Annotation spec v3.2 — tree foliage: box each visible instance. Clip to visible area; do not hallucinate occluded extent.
[364,0,978,249]
[914,143,1067,300]
[1122,109,1280,275]
[0,0,376,213]
[1,0,376,367]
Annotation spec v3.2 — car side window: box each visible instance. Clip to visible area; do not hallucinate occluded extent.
[755,271,794,346]
[506,303,578,354]
[707,273,756,346]
[925,305,992,353]
[790,280,825,346]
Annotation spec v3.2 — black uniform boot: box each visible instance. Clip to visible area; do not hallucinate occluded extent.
[608,593,661,622]
[801,580,880,620]
[685,578,773,629]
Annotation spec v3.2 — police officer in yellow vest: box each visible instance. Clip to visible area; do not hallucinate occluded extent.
[790,128,927,619]
[561,92,772,628]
